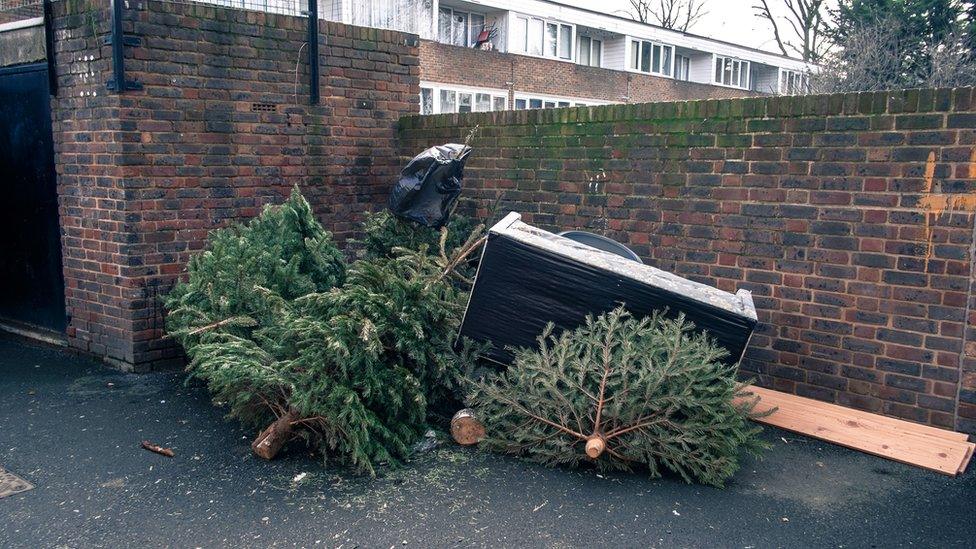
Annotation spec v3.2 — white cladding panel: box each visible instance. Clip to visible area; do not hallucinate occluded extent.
[687,51,715,84]
[602,36,627,71]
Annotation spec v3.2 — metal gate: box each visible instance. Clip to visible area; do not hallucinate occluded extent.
[0,63,66,333]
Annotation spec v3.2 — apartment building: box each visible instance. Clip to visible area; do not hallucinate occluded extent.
[322,0,818,114]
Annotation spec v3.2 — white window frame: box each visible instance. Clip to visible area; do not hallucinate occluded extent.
[577,35,602,68]
[438,6,485,48]
[511,14,575,61]
[674,54,691,81]
[714,55,751,89]
[779,68,809,95]
[420,83,508,115]
[629,39,674,77]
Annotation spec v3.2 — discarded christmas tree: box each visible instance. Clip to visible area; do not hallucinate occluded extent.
[165,187,346,347]
[466,307,767,487]
[358,209,477,261]
[165,190,486,474]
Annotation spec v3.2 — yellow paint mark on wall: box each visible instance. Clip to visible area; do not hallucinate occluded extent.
[919,148,976,265]
[923,150,936,193]
[918,194,976,212]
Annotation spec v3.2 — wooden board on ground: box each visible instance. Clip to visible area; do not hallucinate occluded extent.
[959,444,974,475]
[744,386,974,476]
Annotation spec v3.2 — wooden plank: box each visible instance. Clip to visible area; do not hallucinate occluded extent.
[744,387,972,476]
[749,387,968,444]
[959,443,974,475]
[748,387,969,443]
[940,430,973,443]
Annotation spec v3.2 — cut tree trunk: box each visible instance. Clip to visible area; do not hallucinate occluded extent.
[585,435,605,459]
[252,410,299,460]
[451,408,486,446]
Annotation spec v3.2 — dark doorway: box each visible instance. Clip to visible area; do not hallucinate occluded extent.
[0,63,66,333]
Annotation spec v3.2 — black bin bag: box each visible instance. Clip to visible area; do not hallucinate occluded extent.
[389,143,472,228]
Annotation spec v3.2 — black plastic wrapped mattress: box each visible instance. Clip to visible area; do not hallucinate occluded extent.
[458,213,758,367]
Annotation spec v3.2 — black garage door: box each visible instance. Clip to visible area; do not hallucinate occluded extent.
[0,63,66,333]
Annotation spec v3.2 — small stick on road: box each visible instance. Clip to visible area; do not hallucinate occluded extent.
[141,440,175,458]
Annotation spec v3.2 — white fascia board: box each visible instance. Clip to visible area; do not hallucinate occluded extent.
[421,81,510,95]
[458,0,816,72]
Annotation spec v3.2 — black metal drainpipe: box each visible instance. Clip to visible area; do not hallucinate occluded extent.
[110,0,125,93]
[42,0,57,96]
[307,0,320,105]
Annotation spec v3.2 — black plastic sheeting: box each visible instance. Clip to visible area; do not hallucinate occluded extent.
[458,228,757,368]
[389,143,471,228]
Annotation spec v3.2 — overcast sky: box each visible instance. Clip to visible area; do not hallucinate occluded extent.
[570,0,837,55]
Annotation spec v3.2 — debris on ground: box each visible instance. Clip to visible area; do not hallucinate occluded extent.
[140,441,175,458]
[411,430,442,455]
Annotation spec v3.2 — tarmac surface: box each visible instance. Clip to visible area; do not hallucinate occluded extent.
[1,332,974,548]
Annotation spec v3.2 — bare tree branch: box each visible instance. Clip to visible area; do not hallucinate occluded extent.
[628,0,709,32]
[753,0,830,61]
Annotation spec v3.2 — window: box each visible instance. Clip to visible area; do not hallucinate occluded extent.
[514,15,572,60]
[527,17,544,56]
[438,7,484,47]
[475,93,492,112]
[514,94,602,110]
[780,69,809,94]
[714,56,750,88]
[546,23,558,57]
[512,16,528,53]
[420,87,433,115]
[470,13,485,41]
[675,54,690,81]
[558,24,572,59]
[422,85,507,114]
[630,40,673,76]
[577,35,602,67]
[438,9,452,44]
[440,89,456,112]
[458,92,472,113]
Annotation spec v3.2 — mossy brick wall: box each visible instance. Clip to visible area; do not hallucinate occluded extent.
[51,0,419,370]
[398,88,976,433]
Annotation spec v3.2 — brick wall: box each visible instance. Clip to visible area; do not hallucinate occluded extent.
[419,40,761,105]
[398,89,976,434]
[51,0,419,370]
[51,0,129,366]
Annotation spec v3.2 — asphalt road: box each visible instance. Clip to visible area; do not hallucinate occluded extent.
[1,333,974,548]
